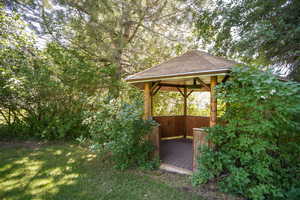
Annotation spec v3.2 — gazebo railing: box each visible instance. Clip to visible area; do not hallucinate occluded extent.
[153,115,209,139]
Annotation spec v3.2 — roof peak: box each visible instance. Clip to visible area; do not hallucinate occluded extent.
[126,49,237,82]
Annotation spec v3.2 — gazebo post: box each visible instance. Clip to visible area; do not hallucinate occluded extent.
[143,82,151,120]
[210,76,217,127]
[193,76,218,170]
[151,93,153,116]
[183,86,187,138]
[144,82,160,158]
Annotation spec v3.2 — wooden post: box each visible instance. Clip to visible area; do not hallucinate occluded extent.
[184,87,187,116]
[151,94,153,116]
[148,125,160,158]
[144,83,160,158]
[144,83,151,120]
[183,86,187,138]
[193,128,208,171]
[210,76,217,127]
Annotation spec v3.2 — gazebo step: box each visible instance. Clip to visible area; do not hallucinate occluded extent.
[159,163,193,175]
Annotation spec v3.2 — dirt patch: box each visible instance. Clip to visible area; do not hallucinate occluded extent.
[134,169,244,200]
[177,182,244,200]
[0,140,46,149]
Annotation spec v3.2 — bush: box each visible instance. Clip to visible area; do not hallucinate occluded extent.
[86,97,159,170]
[192,66,300,200]
[0,10,112,140]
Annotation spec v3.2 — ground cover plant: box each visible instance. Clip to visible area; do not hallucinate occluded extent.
[192,66,300,200]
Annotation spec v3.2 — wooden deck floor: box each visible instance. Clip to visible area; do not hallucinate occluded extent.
[160,138,193,171]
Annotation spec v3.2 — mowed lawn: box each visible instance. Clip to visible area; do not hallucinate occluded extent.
[0,142,202,200]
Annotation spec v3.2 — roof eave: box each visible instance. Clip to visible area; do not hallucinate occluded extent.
[125,68,231,83]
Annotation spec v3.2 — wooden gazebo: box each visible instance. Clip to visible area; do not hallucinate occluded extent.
[126,50,237,172]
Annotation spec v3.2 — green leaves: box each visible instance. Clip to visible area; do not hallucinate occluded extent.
[87,97,159,170]
[0,9,107,140]
[192,0,300,81]
[192,66,300,199]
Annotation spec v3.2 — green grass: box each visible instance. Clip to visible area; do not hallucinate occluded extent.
[0,143,202,200]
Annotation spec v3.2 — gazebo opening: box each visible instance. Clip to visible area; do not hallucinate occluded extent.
[153,91,211,171]
[126,50,237,173]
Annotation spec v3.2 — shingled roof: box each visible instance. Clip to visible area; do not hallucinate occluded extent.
[126,50,238,82]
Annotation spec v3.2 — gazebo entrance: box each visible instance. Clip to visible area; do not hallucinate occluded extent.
[160,138,193,170]
[154,115,210,171]
[126,50,237,173]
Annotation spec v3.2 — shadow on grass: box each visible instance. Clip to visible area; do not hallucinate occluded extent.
[0,144,201,200]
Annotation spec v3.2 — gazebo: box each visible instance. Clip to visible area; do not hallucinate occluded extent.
[126,50,237,173]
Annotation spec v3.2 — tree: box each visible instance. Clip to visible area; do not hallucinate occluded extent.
[0,8,107,139]
[191,0,300,81]
[5,0,191,98]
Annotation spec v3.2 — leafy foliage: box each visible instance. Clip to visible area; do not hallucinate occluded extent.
[192,66,300,200]
[153,91,223,117]
[86,96,159,170]
[0,10,110,139]
[192,0,300,81]
[35,0,191,98]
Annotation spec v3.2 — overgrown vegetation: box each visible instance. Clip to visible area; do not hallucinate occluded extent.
[192,66,300,200]
[0,10,106,140]
[0,9,158,169]
[86,96,159,170]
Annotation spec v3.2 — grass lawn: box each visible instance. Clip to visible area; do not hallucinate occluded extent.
[0,142,202,200]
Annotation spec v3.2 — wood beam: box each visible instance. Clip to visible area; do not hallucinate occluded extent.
[177,87,193,98]
[193,78,197,85]
[222,75,230,83]
[158,83,210,91]
[144,83,152,120]
[151,93,153,116]
[187,90,194,98]
[184,87,187,116]
[176,87,185,97]
[210,76,217,127]
[151,81,161,94]
[195,77,210,91]
[183,86,187,138]
[152,85,161,96]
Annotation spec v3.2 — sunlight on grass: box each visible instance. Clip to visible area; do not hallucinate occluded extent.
[53,150,63,155]
[29,178,58,195]
[47,167,63,176]
[67,158,76,164]
[56,173,79,185]
[0,146,81,199]
[1,179,22,191]
[86,154,96,161]
[13,157,30,164]
[0,164,12,172]
[0,144,201,200]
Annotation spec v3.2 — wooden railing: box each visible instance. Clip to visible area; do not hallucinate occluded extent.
[153,116,210,138]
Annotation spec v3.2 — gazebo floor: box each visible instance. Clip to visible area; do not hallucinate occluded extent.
[160,138,193,171]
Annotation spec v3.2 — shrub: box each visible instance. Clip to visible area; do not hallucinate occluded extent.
[86,97,159,170]
[192,66,300,200]
[0,10,112,140]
